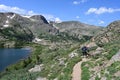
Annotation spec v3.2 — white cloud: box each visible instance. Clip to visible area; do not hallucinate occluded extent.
[27,10,37,15]
[42,14,54,20]
[54,17,62,23]
[42,14,62,22]
[86,7,120,15]
[73,0,87,5]
[76,16,80,19]
[0,4,37,15]
[73,1,80,5]
[99,20,105,24]
[0,4,61,21]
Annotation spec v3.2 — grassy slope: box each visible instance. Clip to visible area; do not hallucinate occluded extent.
[81,41,120,80]
[0,33,85,80]
[0,30,119,80]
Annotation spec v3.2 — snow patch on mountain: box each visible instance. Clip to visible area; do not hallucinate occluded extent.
[23,15,31,18]
[7,14,15,19]
[6,20,9,24]
[3,24,9,28]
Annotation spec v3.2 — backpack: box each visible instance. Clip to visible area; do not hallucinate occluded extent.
[81,46,87,52]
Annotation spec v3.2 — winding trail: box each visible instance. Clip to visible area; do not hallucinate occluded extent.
[72,61,82,80]
[72,58,88,80]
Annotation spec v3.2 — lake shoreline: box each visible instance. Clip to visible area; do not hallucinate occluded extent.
[0,47,32,72]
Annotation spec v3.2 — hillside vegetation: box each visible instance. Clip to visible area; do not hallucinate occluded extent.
[0,12,120,80]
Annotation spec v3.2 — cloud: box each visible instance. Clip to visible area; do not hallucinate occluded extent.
[54,17,62,23]
[27,10,37,15]
[86,7,120,15]
[42,14,55,20]
[73,0,87,5]
[73,1,80,5]
[42,14,62,22]
[0,4,37,15]
[99,20,105,24]
[76,16,80,19]
[0,4,61,21]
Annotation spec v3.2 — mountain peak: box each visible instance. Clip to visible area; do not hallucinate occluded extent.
[107,20,120,32]
[30,15,49,24]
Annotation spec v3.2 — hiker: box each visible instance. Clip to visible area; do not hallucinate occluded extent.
[81,46,89,57]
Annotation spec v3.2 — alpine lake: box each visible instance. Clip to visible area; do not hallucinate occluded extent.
[0,48,31,72]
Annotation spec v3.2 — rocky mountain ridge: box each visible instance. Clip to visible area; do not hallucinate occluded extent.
[53,21,103,39]
[94,20,120,46]
[0,12,103,44]
[0,12,58,37]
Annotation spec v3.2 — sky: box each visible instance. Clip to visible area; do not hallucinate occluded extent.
[0,0,120,26]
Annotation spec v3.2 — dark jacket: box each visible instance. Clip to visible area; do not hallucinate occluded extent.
[81,46,88,52]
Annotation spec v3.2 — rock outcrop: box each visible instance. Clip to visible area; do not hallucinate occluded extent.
[94,20,120,45]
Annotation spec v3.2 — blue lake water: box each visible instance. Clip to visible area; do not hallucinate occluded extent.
[0,48,31,72]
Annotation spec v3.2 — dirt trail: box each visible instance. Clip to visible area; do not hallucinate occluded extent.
[72,58,88,80]
[72,61,82,80]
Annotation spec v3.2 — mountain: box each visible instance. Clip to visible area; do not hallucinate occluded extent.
[0,12,102,42]
[0,12,58,38]
[0,12,58,48]
[26,15,58,35]
[53,21,103,39]
[94,20,120,46]
[0,12,34,41]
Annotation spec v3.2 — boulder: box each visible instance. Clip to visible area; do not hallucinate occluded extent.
[28,64,44,72]
[69,52,78,58]
[106,50,120,67]
[58,58,66,66]
[110,50,120,62]
[36,77,47,80]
